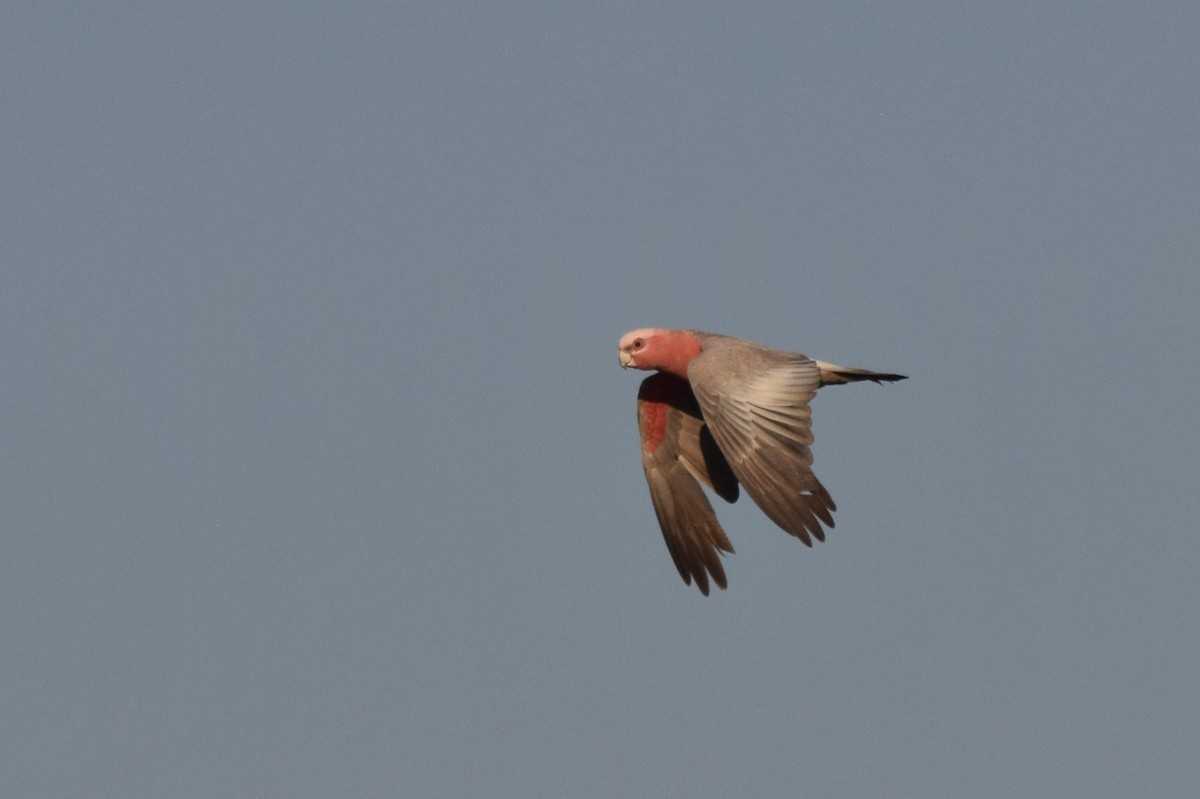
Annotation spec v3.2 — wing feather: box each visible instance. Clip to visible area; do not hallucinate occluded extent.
[637,373,739,594]
[688,348,838,547]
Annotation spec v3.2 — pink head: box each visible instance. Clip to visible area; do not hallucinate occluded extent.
[618,328,702,379]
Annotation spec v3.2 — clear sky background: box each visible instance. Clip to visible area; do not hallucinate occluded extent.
[4,3,1199,797]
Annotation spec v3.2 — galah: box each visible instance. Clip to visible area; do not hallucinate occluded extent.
[619,328,905,594]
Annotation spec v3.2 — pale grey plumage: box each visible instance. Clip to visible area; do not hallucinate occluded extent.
[687,341,834,547]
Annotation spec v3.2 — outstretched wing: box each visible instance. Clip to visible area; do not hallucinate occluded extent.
[687,348,836,547]
[637,373,739,595]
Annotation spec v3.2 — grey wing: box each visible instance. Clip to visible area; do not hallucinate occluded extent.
[637,373,738,595]
[688,350,836,547]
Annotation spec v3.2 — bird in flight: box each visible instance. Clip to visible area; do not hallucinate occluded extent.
[619,328,906,594]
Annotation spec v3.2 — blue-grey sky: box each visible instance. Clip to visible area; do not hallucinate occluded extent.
[4,3,1199,797]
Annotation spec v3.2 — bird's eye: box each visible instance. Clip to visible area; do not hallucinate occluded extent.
[632,338,645,350]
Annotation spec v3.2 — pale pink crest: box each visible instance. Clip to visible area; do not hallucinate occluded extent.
[618,328,701,378]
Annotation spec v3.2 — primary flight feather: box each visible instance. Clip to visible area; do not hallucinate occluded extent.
[619,328,906,594]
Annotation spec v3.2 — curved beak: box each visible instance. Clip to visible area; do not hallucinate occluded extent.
[618,350,635,369]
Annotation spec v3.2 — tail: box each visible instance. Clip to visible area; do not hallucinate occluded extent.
[814,360,907,386]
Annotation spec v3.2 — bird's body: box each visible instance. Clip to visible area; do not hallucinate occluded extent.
[619,328,905,594]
